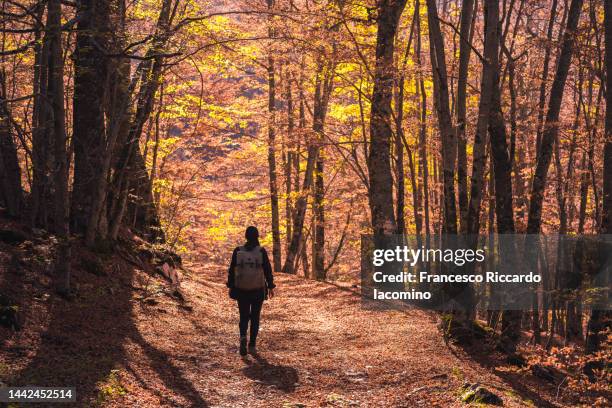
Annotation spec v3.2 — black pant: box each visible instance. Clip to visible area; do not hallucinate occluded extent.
[237,297,264,343]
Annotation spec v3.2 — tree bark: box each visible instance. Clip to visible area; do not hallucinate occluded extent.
[578,152,589,234]
[585,0,612,354]
[526,0,584,235]
[426,0,457,234]
[601,0,612,235]
[467,0,498,236]
[283,144,317,274]
[107,0,172,243]
[47,0,71,293]
[267,0,281,271]
[489,46,514,234]
[415,2,431,241]
[0,71,24,217]
[535,0,558,156]
[455,0,476,233]
[394,81,406,236]
[368,0,407,237]
[71,0,111,233]
[30,6,51,229]
[395,16,421,241]
[285,72,294,251]
[486,0,519,350]
[87,44,131,245]
[313,146,325,279]
[312,50,336,280]
[283,62,333,274]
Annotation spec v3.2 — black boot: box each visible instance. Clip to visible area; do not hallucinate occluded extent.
[239,336,247,356]
[248,339,256,354]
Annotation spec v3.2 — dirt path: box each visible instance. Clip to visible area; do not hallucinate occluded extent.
[107,264,566,408]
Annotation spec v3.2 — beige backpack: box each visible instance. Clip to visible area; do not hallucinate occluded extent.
[235,246,266,290]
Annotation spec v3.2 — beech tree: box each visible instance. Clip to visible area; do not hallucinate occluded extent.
[585,0,611,354]
[0,71,23,217]
[368,0,407,238]
[526,0,584,235]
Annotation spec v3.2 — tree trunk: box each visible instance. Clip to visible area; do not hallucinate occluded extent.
[129,147,163,238]
[283,144,317,274]
[312,53,336,281]
[71,0,111,233]
[426,0,457,234]
[585,0,612,354]
[553,136,568,233]
[489,70,514,233]
[313,149,325,279]
[534,0,559,156]
[30,10,51,229]
[467,0,498,236]
[486,0,519,350]
[87,49,131,245]
[455,0,476,233]
[0,71,24,217]
[396,62,422,243]
[526,0,583,235]
[267,0,281,271]
[283,62,333,274]
[149,86,163,211]
[91,0,131,242]
[487,154,497,328]
[107,0,172,243]
[578,152,589,233]
[285,73,294,251]
[368,0,407,237]
[415,2,431,242]
[47,0,71,294]
[603,0,612,235]
[394,81,406,236]
[507,56,518,201]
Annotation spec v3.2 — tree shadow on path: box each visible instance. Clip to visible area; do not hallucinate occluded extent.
[130,330,210,407]
[454,342,562,408]
[1,242,210,407]
[242,353,298,393]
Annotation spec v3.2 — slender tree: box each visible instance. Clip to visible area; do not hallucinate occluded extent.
[267,0,282,271]
[30,3,51,229]
[467,0,497,237]
[47,0,71,293]
[535,0,559,156]
[486,0,519,351]
[0,71,24,217]
[526,0,584,235]
[455,0,476,233]
[585,0,611,354]
[283,61,333,274]
[426,0,457,234]
[415,0,431,242]
[368,0,407,237]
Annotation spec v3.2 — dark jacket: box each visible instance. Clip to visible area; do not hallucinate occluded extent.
[227,243,275,301]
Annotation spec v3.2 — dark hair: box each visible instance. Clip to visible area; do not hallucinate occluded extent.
[245,226,260,246]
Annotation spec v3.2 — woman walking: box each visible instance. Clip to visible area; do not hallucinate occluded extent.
[227,226,275,355]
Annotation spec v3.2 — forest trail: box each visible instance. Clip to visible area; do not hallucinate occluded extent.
[108,263,561,408]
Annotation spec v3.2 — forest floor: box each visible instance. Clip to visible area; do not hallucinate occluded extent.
[0,224,608,407]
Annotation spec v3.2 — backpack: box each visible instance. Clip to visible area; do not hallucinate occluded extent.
[235,246,266,290]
